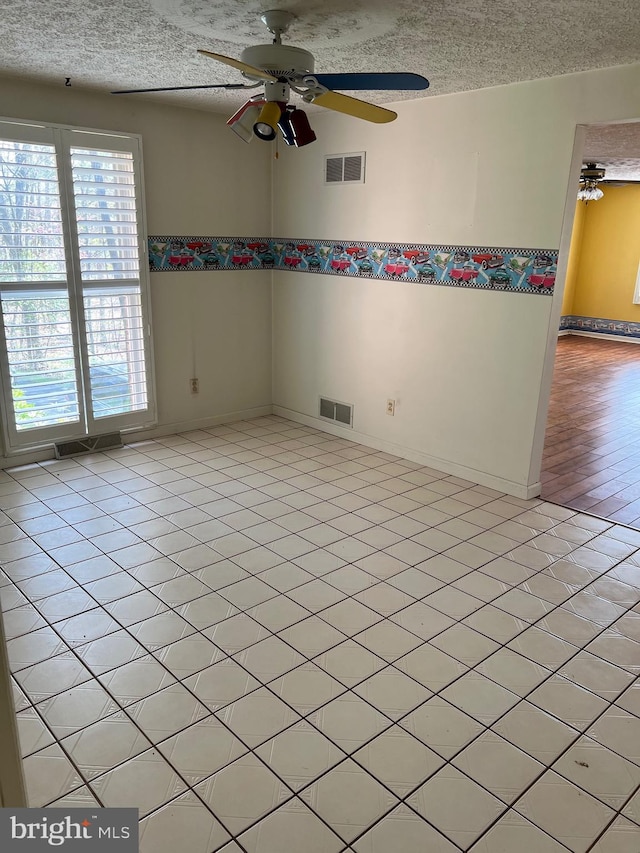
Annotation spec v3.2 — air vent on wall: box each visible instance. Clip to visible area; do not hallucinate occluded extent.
[324,152,365,185]
[319,397,353,427]
[55,432,122,459]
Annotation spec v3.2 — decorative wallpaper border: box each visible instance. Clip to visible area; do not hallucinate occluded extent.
[560,315,640,338]
[148,236,559,296]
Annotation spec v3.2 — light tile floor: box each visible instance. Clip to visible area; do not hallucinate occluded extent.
[1,415,639,852]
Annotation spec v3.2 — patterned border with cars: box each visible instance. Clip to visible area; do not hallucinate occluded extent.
[148,236,559,295]
[560,315,640,339]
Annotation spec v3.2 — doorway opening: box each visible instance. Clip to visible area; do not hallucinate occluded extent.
[540,121,640,526]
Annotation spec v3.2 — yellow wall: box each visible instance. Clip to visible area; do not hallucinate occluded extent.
[567,185,640,321]
[561,201,585,315]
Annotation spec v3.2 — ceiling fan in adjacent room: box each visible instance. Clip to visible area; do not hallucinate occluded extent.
[577,162,639,202]
[112,9,430,147]
[577,163,607,202]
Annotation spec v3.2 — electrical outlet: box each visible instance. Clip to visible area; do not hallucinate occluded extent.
[190,377,199,394]
[386,399,395,416]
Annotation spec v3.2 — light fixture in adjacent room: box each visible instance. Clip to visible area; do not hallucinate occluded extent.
[577,163,606,203]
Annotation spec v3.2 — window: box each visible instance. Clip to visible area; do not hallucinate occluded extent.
[0,119,155,453]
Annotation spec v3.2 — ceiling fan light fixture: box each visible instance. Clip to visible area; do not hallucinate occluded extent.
[227,98,264,143]
[287,107,317,147]
[578,162,606,202]
[577,183,604,202]
[277,106,316,147]
[277,107,297,146]
[253,101,283,141]
[115,10,431,147]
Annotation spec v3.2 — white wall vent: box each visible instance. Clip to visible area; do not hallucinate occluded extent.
[324,152,365,185]
[55,432,122,459]
[319,397,353,427]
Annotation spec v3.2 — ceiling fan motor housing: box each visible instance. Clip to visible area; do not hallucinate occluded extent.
[263,81,290,102]
[581,163,606,181]
[240,44,315,79]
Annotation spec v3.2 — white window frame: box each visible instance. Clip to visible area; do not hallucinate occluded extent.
[0,118,156,455]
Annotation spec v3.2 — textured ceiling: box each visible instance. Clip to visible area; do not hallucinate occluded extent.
[3,1,639,178]
[583,123,640,182]
[3,0,640,114]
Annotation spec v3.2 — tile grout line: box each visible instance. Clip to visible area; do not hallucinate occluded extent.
[2,417,639,849]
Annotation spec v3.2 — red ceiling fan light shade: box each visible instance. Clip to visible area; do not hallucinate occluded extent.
[227,98,264,143]
[284,107,317,147]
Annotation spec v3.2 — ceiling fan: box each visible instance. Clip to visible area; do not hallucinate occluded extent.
[112,9,430,147]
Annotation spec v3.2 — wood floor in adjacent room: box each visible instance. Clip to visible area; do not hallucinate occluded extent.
[542,334,640,526]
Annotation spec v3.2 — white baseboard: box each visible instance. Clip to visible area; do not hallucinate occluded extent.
[273,405,541,500]
[561,330,640,344]
[0,446,57,470]
[0,405,273,470]
[1,400,541,500]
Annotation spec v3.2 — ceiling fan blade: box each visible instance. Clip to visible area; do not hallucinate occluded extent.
[312,91,397,123]
[313,72,429,91]
[112,83,256,94]
[197,49,278,82]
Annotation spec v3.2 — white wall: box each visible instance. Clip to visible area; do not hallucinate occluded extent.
[273,274,551,491]
[3,66,639,488]
[0,77,273,437]
[271,63,640,497]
